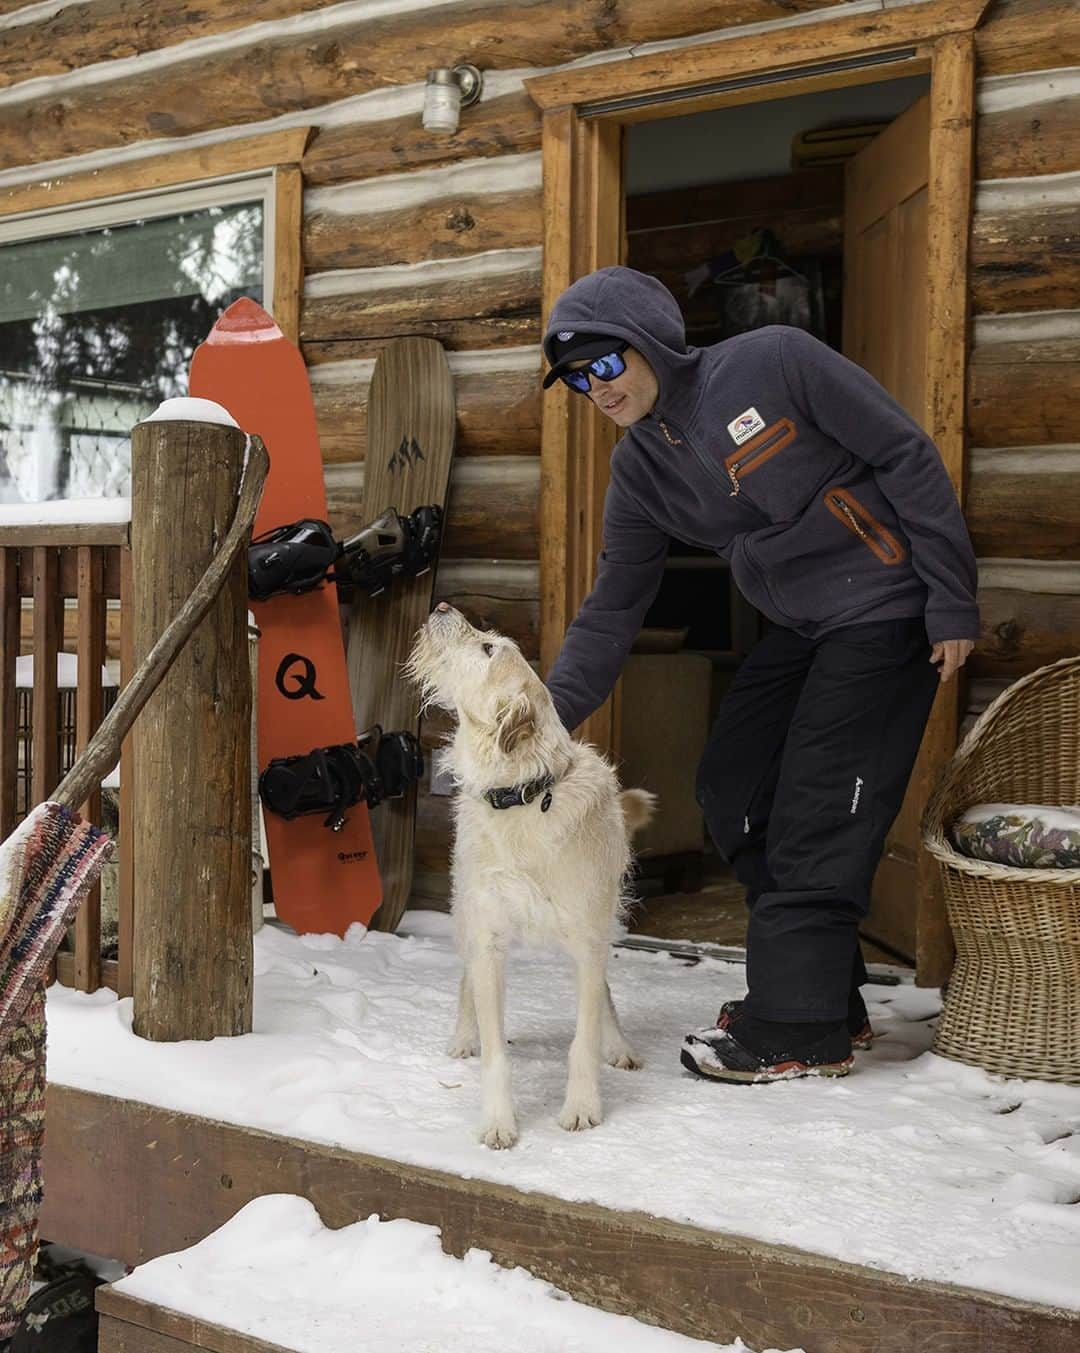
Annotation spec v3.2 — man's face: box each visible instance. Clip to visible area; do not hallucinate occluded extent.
[569,347,659,427]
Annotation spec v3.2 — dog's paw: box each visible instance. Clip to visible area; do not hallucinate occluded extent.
[447,1037,480,1059]
[605,1046,643,1071]
[479,1118,518,1150]
[558,1099,603,1132]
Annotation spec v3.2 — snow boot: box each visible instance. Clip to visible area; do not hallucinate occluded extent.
[681,1014,854,1084]
[715,992,874,1050]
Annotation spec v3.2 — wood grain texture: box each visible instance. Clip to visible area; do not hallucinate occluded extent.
[968,340,1080,445]
[72,544,104,994]
[30,545,59,807]
[42,1086,1080,1353]
[325,458,538,560]
[526,0,988,109]
[301,265,542,348]
[304,187,541,273]
[303,90,542,188]
[0,0,838,171]
[345,339,456,933]
[0,129,311,220]
[0,548,17,838]
[967,465,1080,556]
[971,202,1080,314]
[974,586,1080,676]
[976,91,1080,181]
[98,1290,295,1353]
[314,363,540,463]
[975,0,1080,78]
[273,165,304,346]
[918,33,977,986]
[129,419,252,1042]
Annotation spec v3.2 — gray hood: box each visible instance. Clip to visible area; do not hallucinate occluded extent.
[542,266,706,419]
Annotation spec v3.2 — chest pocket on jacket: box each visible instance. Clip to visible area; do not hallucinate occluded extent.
[723,418,796,499]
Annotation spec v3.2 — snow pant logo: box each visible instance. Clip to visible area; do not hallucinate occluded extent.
[337,849,368,862]
[275,652,325,701]
[850,776,864,814]
[388,435,426,474]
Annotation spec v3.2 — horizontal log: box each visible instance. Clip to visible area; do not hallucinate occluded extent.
[0,0,352,90]
[0,0,837,171]
[433,560,538,656]
[966,464,1080,557]
[324,457,539,558]
[313,362,540,462]
[304,316,540,365]
[968,342,1080,445]
[975,0,1080,78]
[303,90,542,188]
[976,90,1080,180]
[300,259,542,346]
[972,585,1080,677]
[971,201,1080,314]
[304,186,541,273]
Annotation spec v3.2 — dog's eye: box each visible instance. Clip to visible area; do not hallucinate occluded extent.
[482,642,494,656]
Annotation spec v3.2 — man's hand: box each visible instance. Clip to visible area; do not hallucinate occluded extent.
[930,638,974,682]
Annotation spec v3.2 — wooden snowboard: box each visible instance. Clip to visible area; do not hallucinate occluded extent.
[191,298,382,936]
[346,338,455,932]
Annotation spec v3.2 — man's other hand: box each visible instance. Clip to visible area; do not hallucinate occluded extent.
[930,638,974,682]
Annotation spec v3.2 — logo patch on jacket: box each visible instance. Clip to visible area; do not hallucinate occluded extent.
[727,407,766,445]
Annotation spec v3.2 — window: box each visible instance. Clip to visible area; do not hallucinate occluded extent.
[0,177,271,505]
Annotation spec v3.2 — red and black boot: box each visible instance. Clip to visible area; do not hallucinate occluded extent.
[681,1012,854,1084]
[715,991,874,1051]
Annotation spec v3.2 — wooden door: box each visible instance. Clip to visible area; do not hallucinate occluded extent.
[842,92,933,962]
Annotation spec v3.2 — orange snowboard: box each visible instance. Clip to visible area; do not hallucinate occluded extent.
[190,299,381,935]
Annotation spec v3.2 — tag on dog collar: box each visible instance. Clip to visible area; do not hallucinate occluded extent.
[540,791,553,813]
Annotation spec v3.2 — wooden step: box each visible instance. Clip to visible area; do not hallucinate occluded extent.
[42,1085,1080,1353]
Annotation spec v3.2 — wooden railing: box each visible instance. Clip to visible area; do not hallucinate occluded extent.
[0,524,133,996]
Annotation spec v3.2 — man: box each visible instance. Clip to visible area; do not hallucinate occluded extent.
[541,266,978,1085]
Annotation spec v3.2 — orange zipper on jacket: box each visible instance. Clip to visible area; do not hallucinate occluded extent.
[824,487,906,565]
[723,419,796,497]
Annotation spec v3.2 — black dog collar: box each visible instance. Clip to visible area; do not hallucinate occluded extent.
[484,773,556,812]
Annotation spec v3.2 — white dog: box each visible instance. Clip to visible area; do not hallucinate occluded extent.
[408,603,655,1149]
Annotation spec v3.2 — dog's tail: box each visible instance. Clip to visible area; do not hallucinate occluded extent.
[619,788,657,836]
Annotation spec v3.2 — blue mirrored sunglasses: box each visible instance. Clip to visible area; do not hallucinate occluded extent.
[560,346,629,394]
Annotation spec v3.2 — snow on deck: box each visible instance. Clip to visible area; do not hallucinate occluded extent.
[112,1195,793,1353]
[47,913,1080,1310]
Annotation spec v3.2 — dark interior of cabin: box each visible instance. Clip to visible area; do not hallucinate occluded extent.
[619,74,932,966]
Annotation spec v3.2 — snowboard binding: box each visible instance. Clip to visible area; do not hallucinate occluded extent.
[248,506,443,602]
[259,728,424,831]
[335,504,443,597]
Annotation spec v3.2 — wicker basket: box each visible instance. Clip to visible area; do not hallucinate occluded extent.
[922,654,1080,1084]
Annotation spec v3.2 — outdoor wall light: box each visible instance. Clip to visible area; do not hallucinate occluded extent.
[423,64,483,134]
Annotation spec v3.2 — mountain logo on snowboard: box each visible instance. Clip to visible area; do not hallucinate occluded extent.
[388,436,426,474]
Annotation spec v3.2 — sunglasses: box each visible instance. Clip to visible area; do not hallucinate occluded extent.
[560,345,629,394]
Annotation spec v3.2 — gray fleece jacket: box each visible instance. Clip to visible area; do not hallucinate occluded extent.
[543,267,979,733]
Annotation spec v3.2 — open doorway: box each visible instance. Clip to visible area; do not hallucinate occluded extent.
[613,76,933,967]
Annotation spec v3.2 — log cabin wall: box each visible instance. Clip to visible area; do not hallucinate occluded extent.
[0,0,1075,905]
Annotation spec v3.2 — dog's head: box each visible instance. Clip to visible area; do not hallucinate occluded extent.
[407,605,560,773]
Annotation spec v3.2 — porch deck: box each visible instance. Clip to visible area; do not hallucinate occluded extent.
[42,914,1080,1353]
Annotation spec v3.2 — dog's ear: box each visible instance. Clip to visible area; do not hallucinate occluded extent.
[495,691,536,754]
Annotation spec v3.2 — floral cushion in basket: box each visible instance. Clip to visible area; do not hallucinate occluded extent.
[952,803,1080,869]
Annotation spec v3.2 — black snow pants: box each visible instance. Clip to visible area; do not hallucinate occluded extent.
[695,618,940,1022]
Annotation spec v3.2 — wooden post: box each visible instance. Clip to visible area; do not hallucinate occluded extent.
[130,418,252,1041]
